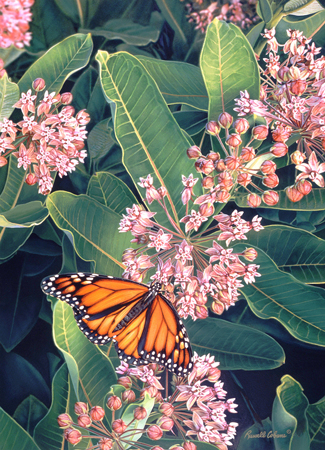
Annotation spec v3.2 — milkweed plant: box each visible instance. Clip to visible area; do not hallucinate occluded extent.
[1,1,325,450]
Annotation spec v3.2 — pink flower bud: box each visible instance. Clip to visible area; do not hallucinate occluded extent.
[64,428,82,445]
[61,92,73,104]
[247,193,262,207]
[277,66,290,81]
[195,304,208,319]
[272,126,291,143]
[270,142,288,157]
[262,173,279,188]
[147,424,163,440]
[76,110,90,125]
[151,447,165,450]
[90,406,105,421]
[261,160,277,174]
[157,415,174,431]
[291,150,305,165]
[134,406,147,420]
[252,125,268,140]
[57,413,73,428]
[99,438,114,450]
[225,155,241,170]
[226,133,242,148]
[207,151,220,162]
[215,189,231,203]
[183,442,197,450]
[0,69,6,78]
[233,118,250,134]
[214,159,226,172]
[242,247,258,261]
[296,179,312,195]
[159,402,174,416]
[112,419,127,434]
[290,80,307,96]
[122,389,136,403]
[118,376,132,389]
[0,156,8,167]
[202,176,214,189]
[169,447,184,450]
[77,413,92,428]
[74,402,88,415]
[201,159,215,175]
[140,385,158,399]
[285,185,304,202]
[262,190,279,205]
[199,203,214,217]
[32,78,46,91]
[240,146,255,162]
[211,300,224,314]
[218,112,233,128]
[187,145,201,159]
[237,172,252,187]
[206,120,221,135]
[107,395,122,411]
[207,367,221,382]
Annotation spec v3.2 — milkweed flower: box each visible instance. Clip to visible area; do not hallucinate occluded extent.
[119,174,263,319]
[0,0,34,48]
[0,78,90,194]
[234,29,325,201]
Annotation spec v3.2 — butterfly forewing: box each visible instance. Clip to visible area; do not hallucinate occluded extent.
[41,273,193,374]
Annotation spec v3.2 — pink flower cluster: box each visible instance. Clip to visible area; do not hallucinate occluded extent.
[0,0,34,48]
[234,29,325,202]
[116,353,238,449]
[181,0,258,33]
[119,174,262,318]
[189,113,288,208]
[0,78,90,194]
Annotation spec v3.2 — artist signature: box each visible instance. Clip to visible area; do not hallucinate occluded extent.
[244,429,291,439]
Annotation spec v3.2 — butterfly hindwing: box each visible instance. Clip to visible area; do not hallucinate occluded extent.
[41,272,193,374]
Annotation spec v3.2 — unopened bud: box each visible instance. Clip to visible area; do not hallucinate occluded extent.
[202,176,214,189]
[187,145,201,159]
[207,367,221,382]
[90,406,105,421]
[157,415,174,431]
[290,79,307,96]
[147,424,163,440]
[247,193,262,207]
[195,304,208,319]
[183,442,197,450]
[61,92,73,104]
[225,155,241,170]
[99,438,114,450]
[159,402,174,416]
[199,202,214,217]
[260,160,276,174]
[285,185,304,202]
[0,156,8,167]
[122,389,136,403]
[206,120,220,135]
[74,402,88,415]
[211,300,224,315]
[240,146,255,162]
[207,151,220,162]
[252,125,268,140]
[134,406,147,420]
[218,112,233,128]
[296,179,312,195]
[33,78,46,91]
[262,190,279,205]
[112,419,127,434]
[291,150,305,165]
[57,413,73,428]
[270,142,288,157]
[107,395,122,411]
[214,159,226,172]
[233,118,250,134]
[198,158,215,175]
[242,247,258,261]
[77,413,92,428]
[64,428,82,445]
[262,173,279,188]
[117,376,132,389]
[226,133,242,148]
[215,189,231,203]
[278,66,290,82]
[237,172,252,187]
[140,385,158,399]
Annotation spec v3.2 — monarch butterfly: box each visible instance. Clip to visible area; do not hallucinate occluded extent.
[41,273,193,375]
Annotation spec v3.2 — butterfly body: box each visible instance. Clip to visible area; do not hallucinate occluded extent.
[41,273,193,375]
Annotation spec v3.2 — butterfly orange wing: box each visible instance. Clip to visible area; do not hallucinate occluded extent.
[41,273,193,374]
